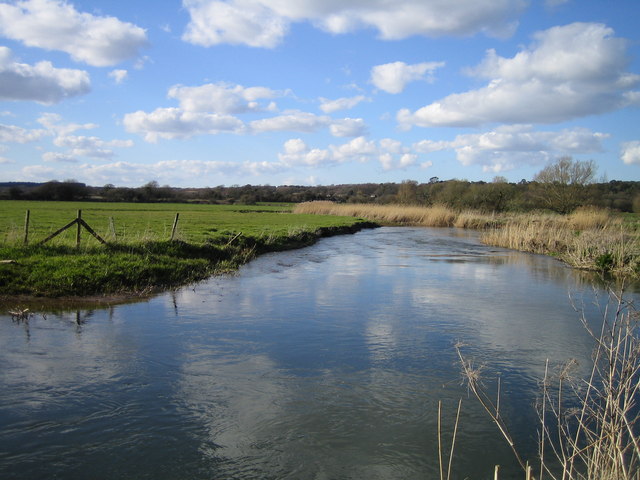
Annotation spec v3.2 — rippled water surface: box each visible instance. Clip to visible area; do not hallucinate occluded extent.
[0,227,632,479]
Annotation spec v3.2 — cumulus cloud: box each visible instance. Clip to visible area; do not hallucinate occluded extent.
[182,0,527,48]
[109,69,128,84]
[278,138,330,166]
[621,141,640,165]
[125,82,368,141]
[249,111,365,137]
[20,158,286,186]
[0,46,90,104]
[37,113,97,136]
[413,125,608,172]
[398,23,640,128]
[52,135,134,160]
[329,118,367,137]
[278,136,430,171]
[42,151,78,163]
[123,107,246,142]
[370,61,445,94]
[279,137,376,167]
[168,82,279,114]
[182,0,288,48]
[0,123,47,143]
[0,0,148,66]
[319,95,368,113]
[124,82,348,141]
[250,111,330,134]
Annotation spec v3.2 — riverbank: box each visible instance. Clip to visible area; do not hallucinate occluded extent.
[0,223,376,303]
[0,201,376,301]
[293,201,640,278]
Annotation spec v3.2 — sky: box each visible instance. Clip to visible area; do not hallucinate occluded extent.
[0,0,639,188]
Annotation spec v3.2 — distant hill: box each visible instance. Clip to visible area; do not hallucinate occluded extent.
[0,182,44,189]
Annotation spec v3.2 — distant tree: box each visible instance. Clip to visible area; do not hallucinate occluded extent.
[534,156,596,185]
[634,194,640,214]
[396,180,419,204]
[32,180,87,201]
[492,175,508,183]
[8,186,23,199]
[532,157,597,213]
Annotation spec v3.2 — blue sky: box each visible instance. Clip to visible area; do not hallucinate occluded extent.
[0,0,639,187]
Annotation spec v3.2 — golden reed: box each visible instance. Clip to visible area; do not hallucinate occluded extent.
[293,201,638,277]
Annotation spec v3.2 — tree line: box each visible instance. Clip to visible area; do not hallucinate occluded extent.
[1,158,638,214]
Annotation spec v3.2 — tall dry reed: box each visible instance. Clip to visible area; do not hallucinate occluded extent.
[456,289,640,479]
[295,202,638,277]
[293,201,457,227]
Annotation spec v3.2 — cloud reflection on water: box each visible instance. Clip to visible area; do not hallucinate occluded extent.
[1,226,627,479]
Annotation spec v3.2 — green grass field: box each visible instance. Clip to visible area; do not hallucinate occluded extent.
[0,201,373,299]
[0,200,366,245]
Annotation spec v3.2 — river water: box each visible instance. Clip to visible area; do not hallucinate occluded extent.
[0,227,634,479]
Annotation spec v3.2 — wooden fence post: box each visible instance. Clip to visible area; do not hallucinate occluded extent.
[23,209,30,245]
[170,213,179,241]
[109,216,116,240]
[76,210,82,248]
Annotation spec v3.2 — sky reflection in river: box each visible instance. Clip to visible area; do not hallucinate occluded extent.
[0,227,631,479]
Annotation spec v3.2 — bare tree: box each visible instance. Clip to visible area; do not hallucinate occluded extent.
[533,157,597,213]
[396,179,420,205]
[534,157,596,186]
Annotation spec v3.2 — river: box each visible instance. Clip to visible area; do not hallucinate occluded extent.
[0,227,634,479]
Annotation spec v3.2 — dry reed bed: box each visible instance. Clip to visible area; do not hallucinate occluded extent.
[293,202,639,277]
[455,289,640,479]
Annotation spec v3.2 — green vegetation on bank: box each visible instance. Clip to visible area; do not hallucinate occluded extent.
[0,201,374,298]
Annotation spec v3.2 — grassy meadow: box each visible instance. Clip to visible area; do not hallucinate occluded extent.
[0,200,373,298]
[294,201,640,278]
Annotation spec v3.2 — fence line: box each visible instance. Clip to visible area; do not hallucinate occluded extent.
[37,210,107,247]
[20,210,182,246]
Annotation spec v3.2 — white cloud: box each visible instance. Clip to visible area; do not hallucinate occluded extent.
[20,158,286,186]
[21,164,56,178]
[109,69,128,84]
[0,123,47,143]
[182,0,527,48]
[413,125,608,172]
[398,23,640,128]
[123,107,246,142]
[0,46,90,104]
[37,113,97,136]
[621,141,640,165]
[277,135,429,171]
[329,118,367,137]
[52,135,134,160]
[0,0,147,66]
[330,136,377,163]
[319,95,368,113]
[370,61,444,94]
[168,82,279,114]
[182,0,288,48]
[43,151,78,163]
[250,111,368,137]
[278,138,337,166]
[250,111,330,134]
